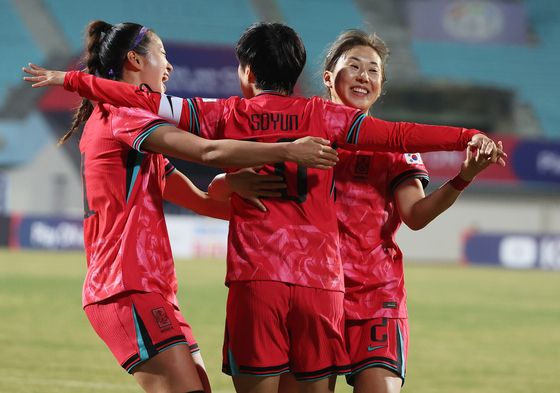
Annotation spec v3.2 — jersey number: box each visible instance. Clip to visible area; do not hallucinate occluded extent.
[81,153,96,219]
[245,138,309,203]
[370,318,388,342]
[274,138,308,203]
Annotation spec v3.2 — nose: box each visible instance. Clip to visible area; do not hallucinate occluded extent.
[167,61,173,72]
[357,69,369,82]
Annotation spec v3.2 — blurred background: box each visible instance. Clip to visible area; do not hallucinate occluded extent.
[0,0,559,267]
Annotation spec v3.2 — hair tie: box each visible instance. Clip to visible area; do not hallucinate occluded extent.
[108,69,115,75]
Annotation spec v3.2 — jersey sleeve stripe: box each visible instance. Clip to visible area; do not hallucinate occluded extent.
[390,169,430,191]
[346,113,366,145]
[186,98,200,136]
[132,119,172,152]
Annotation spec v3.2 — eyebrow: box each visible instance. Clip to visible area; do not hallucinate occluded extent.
[347,56,379,66]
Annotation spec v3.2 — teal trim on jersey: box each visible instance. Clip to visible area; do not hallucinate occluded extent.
[227,347,240,375]
[132,304,150,362]
[134,123,170,152]
[353,362,399,376]
[397,323,406,380]
[187,99,200,136]
[347,113,366,145]
[126,152,145,204]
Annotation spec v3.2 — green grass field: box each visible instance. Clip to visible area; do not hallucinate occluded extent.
[0,249,558,392]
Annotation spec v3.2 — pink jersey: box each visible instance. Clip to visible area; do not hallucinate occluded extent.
[64,72,480,292]
[80,103,178,308]
[335,149,428,319]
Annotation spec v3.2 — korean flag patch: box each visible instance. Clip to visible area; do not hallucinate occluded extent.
[405,153,423,165]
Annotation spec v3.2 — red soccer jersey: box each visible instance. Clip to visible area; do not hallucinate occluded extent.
[335,149,429,320]
[64,72,480,292]
[80,103,178,308]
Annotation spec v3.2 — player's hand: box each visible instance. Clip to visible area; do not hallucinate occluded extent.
[460,141,505,181]
[23,63,66,88]
[288,136,338,170]
[468,134,507,166]
[226,167,286,212]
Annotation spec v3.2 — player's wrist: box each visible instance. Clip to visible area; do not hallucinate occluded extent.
[448,172,472,191]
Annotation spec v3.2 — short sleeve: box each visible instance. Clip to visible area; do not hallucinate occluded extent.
[108,105,172,153]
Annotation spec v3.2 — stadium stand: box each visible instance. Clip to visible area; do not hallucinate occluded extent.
[410,0,560,138]
[41,0,259,51]
[276,0,365,93]
[0,0,45,108]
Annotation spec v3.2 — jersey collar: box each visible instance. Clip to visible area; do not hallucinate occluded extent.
[255,90,288,98]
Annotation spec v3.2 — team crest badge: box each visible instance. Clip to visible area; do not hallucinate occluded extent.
[355,155,371,175]
[152,307,172,328]
[405,153,423,165]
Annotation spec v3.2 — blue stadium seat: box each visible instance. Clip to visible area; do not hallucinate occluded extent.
[41,0,259,51]
[410,1,560,138]
[277,0,365,93]
[0,0,45,107]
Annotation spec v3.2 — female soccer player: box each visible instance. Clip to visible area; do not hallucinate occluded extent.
[323,29,502,393]
[25,22,504,393]
[23,20,338,393]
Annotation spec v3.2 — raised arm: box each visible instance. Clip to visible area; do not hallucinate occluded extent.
[24,64,157,111]
[335,110,506,163]
[395,142,502,230]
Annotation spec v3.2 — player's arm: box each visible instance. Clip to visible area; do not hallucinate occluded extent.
[164,169,230,220]
[208,168,286,212]
[143,123,337,170]
[395,143,500,230]
[24,64,158,112]
[345,114,506,163]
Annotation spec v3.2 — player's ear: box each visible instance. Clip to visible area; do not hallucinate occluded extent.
[125,51,142,71]
[323,71,333,89]
[246,66,256,84]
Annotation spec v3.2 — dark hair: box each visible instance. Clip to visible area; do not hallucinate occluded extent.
[323,29,390,100]
[235,22,306,96]
[60,21,152,145]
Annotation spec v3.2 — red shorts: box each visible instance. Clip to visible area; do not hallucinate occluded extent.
[222,281,350,381]
[344,317,408,385]
[84,291,199,373]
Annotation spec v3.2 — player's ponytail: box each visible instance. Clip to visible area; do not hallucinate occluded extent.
[60,21,150,145]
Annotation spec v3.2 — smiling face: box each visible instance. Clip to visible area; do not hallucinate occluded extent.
[323,45,383,114]
[139,34,172,93]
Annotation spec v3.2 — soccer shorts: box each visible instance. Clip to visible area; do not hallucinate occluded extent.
[344,317,408,386]
[84,291,199,373]
[222,281,351,381]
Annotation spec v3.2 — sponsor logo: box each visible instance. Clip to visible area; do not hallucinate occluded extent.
[383,302,398,309]
[152,307,172,328]
[367,345,388,352]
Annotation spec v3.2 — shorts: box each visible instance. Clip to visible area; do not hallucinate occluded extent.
[222,281,350,381]
[344,317,408,386]
[84,291,199,373]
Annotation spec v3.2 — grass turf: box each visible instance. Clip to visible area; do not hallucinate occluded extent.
[0,249,558,392]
